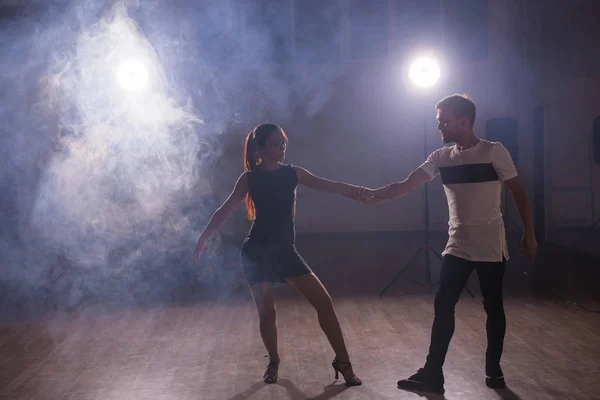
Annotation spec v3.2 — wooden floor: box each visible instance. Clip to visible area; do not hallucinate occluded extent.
[1,289,599,400]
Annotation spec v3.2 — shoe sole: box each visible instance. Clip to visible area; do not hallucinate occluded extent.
[398,380,445,395]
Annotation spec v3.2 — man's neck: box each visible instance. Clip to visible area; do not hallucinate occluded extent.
[455,132,479,150]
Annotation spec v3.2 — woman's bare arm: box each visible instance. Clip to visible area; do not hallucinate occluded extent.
[294,166,364,199]
[190,172,249,263]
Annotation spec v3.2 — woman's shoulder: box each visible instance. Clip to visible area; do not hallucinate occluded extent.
[287,164,302,176]
[280,163,298,174]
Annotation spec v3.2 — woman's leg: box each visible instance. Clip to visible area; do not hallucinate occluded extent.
[249,282,280,382]
[286,273,360,384]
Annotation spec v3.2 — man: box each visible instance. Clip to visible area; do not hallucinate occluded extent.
[368,94,537,394]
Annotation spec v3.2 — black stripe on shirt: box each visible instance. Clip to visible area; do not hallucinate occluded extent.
[439,163,498,184]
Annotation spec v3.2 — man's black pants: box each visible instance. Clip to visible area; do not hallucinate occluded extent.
[425,254,506,373]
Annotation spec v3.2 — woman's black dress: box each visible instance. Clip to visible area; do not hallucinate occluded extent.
[241,164,312,284]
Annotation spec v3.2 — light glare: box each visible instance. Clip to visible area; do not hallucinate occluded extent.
[409,58,440,88]
[116,60,148,91]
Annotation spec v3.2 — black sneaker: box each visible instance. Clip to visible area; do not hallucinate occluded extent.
[485,364,506,389]
[397,368,445,394]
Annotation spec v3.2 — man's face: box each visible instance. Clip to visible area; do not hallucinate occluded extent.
[436,108,467,143]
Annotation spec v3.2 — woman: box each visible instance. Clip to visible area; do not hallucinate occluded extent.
[190,123,364,386]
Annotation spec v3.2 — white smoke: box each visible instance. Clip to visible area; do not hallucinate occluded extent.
[0,0,344,318]
[30,4,205,266]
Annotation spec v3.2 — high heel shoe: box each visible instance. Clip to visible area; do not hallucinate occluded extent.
[332,357,362,386]
[263,358,280,384]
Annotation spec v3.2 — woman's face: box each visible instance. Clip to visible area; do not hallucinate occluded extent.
[260,129,287,163]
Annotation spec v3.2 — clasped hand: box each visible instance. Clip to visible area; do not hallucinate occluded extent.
[348,186,387,205]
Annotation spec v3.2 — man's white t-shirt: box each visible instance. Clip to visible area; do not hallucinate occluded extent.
[419,139,518,262]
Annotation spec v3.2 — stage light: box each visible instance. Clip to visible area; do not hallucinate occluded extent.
[381,55,459,297]
[409,57,440,88]
[116,60,148,91]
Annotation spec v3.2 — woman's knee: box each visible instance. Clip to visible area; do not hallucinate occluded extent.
[314,293,334,314]
[250,283,276,324]
[307,294,336,323]
[258,303,277,326]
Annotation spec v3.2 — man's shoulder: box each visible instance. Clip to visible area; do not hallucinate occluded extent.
[478,139,514,160]
[477,139,502,150]
[431,145,454,159]
[479,139,504,151]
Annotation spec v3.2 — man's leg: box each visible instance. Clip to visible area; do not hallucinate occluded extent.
[425,254,475,370]
[398,254,474,394]
[475,259,507,388]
